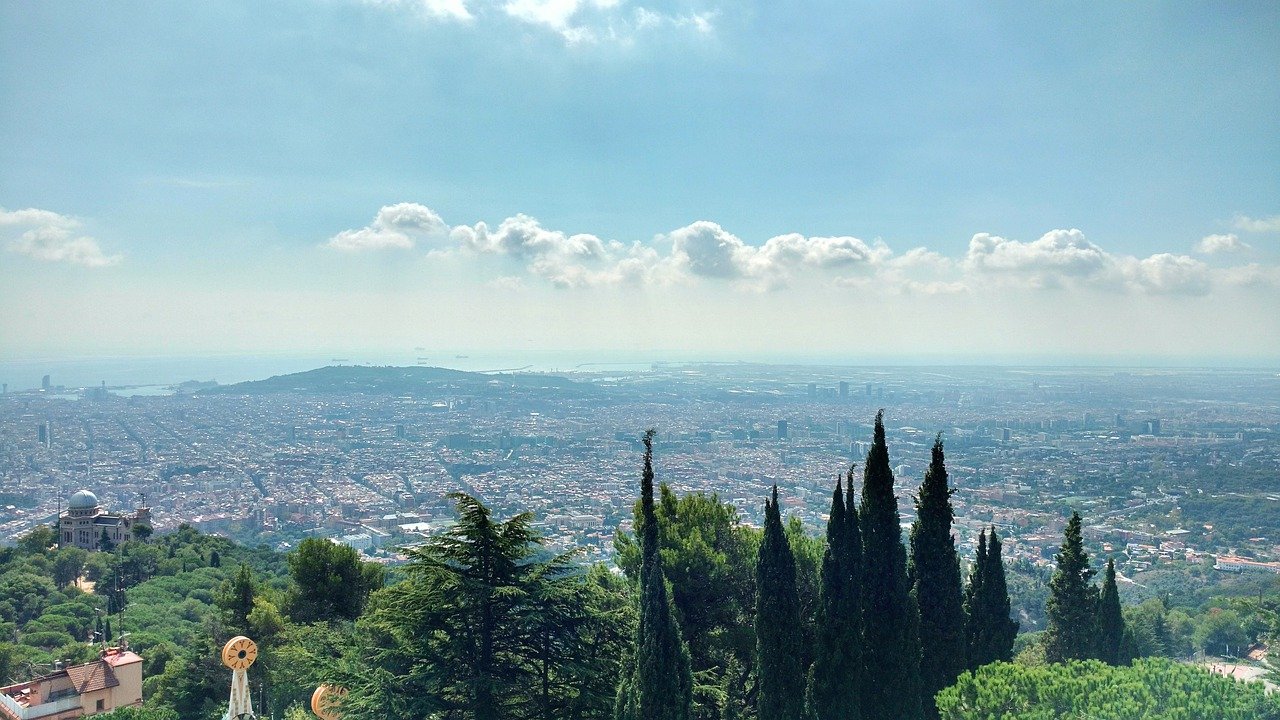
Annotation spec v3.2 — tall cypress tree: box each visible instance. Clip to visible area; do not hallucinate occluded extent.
[962,529,987,668]
[756,485,805,720]
[908,437,967,720]
[964,527,1018,669]
[1096,558,1126,666]
[859,411,923,720]
[982,529,1018,663]
[1043,511,1097,663]
[807,472,861,720]
[619,430,693,720]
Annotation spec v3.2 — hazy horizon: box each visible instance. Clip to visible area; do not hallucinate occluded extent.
[3,3,1277,360]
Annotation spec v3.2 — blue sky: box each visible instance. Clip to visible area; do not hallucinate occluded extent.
[2,1,1278,362]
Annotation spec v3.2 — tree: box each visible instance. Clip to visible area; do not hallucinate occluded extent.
[964,528,1018,669]
[100,528,116,553]
[219,563,257,631]
[908,436,967,719]
[287,538,384,623]
[755,486,804,720]
[209,549,221,568]
[806,472,861,720]
[935,658,1280,719]
[614,485,759,719]
[53,546,88,589]
[859,411,923,720]
[1096,558,1127,665]
[619,430,693,720]
[355,493,560,719]
[1043,511,1097,663]
[17,525,55,555]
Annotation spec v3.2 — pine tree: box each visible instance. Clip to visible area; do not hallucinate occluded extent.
[859,411,923,720]
[1096,558,1127,665]
[1044,511,1097,663]
[908,436,967,719]
[756,485,805,720]
[619,430,693,720]
[806,473,861,720]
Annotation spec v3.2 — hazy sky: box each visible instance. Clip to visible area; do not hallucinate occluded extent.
[2,1,1278,362]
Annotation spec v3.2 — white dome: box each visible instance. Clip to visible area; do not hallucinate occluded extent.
[68,489,99,510]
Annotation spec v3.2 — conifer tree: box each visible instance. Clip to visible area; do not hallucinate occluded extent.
[859,411,923,720]
[1096,558,1127,666]
[756,485,805,720]
[1044,511,1097,663]
[981,529,1018,663]
[964,528,1018,669]
[619,430,693,720]
[962,529,987,666]
[806,473,860,720]
[908,437,967,719]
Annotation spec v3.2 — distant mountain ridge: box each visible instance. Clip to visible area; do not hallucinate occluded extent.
[201,364,586,395]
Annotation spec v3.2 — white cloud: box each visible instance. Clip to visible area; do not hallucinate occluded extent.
[1119,253,1211,296]
[364,0,473,21]
[1195,233,1250,254]
[1232,214,1280,233]
[1,207,120,267]
[360,0,713,44]
[452,213,606,259]
[327,203,448,251]
[663,221,751,278]
[964,229,1110,285]
[327,204,1280,300]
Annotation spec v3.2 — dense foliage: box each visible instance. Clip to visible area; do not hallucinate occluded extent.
[936,658,1280,720]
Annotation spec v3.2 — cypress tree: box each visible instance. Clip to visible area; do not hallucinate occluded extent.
[1096,558,1126,665]
[859,411,923,720]
[962,529,987,667]
[981,529,1018,663]
[756,485,805,720]
[908,436,967,720]
[1043,511,1097,663]
[964,527,1018,668]
[619,430,693,720]
[806,472,861,720]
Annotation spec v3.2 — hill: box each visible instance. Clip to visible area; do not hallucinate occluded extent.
[200,364,590,396]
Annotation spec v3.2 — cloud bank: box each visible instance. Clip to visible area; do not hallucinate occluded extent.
[361,0,715,44]
[1,208,120,267]
[327,203,1278,298]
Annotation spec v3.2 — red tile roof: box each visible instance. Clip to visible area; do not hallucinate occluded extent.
[64,660,119,695]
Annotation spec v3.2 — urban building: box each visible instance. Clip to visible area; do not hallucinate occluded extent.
[58,490,150,552]
[0,647,142,719]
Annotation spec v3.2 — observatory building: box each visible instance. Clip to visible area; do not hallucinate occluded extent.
[58,490,151,552]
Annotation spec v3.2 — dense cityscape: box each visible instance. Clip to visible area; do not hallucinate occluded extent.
[4,363,1277,599]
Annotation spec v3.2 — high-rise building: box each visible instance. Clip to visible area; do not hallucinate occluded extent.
[777,420,788,439]
[38,423,48,446]
[838,381,849,398]
[41,374,51,391]
[1146,419,1161,435]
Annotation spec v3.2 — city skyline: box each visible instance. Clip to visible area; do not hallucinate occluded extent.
[2,2,1278,360]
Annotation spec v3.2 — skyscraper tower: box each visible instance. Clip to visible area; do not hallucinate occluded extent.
[42,374,51,391]
[838,381,849,398]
